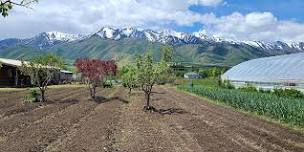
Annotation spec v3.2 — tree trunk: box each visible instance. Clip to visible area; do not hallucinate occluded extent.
[93,86,96,99]
[145,92,151,108]
[40,89,46,102]
[90,85,96,99]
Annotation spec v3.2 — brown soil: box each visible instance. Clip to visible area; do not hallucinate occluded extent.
[0,86,303,152]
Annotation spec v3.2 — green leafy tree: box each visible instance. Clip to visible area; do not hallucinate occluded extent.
[136,52,166,110]
[20,54,64,102]
[161,45,174,63]
[121,65,138,95]
[1,0,38,17]
[157,59,176,84]
[159,45,176,84]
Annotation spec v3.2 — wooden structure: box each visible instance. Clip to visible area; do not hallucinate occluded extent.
[0,58,31,87]
[59,70,73,84]
[0,58,73,87]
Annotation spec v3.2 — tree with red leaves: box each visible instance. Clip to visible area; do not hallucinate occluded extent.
[74,59,117,99]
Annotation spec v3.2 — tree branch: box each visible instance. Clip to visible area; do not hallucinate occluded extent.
[1,0,37,9]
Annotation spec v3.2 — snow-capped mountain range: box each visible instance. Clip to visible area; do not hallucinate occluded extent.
[0,26,303,52]
[0,31,85,49]
[93,27,304,50]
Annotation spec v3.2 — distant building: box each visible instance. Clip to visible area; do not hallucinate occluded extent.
[184,72,201,79]
[60,70,73,84]
[0,58,73,87]
[222,53,304,90]
[0,58,31,87]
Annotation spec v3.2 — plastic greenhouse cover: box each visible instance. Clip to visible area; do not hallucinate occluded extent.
[222,53,304,83]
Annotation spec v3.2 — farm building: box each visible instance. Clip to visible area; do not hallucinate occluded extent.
[221,53,304,90]
[0,58,31,87]
[184,72,201,79]
[59,70,73,84]
[0,58,73,87]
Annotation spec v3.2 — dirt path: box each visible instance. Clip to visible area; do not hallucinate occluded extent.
[0,86,304,152]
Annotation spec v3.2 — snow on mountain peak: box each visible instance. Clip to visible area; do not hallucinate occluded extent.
[193,30,209,40]
[45,31,84,42]
[97,27,117,39]
[92,26,304,52]
[121,27,135,37]
[160,29,186,39]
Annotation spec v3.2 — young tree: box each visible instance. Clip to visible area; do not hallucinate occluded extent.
[1,0,38,17]
[121,65,137,95]
[74,59,117,99]
[161,45,174,63]
[136,52,167,110]
[156,59,175,84]
[20,54,64,102]
[159,45,176,84]
[103,60,118,87]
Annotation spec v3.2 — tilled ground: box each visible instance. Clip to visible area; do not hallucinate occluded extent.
[0,86,304,152]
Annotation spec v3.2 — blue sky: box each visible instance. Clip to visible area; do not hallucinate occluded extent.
[1,0,304,42]
[191,0,304,21]
[172,0,304,32]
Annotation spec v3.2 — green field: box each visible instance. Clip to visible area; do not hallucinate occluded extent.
[178,78,304,129]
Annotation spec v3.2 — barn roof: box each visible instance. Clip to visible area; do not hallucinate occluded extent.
[0,58,72,74]
[0,58,27,67]
[60,70,73,74]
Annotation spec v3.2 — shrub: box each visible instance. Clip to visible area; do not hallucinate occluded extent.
[273,88,304,99]
[103,80,113,88]
[258,88,271,94]
[220,80,235,89]
[23,89,39,103]
[239,83,257,92]
[199,67,228,78]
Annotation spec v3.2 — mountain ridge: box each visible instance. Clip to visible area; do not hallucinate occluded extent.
[0,27,303,66]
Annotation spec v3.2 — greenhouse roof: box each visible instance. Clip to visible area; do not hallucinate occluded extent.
[222,53,304,83]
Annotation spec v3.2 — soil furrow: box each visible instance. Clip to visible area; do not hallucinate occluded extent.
[0,87,75,117]
[0,88,109,152]
[161,87,304,152]
[47,88,124,152]
[0,88,88,137]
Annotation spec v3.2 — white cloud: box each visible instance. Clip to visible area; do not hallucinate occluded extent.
[0,0,304,43]
[0,0,218,38]
[201,12,304,42]
[190,0,223,6]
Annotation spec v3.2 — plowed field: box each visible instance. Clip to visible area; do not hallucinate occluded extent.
[0,86,303,152]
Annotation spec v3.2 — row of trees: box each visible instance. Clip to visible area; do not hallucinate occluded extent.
[16,45,174,112]
[19,54,118,103]
[199,67,228,78]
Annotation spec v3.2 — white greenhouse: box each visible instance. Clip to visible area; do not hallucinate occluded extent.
[221,53,304,90]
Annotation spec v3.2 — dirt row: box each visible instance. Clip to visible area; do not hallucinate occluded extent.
[0,86,304,152]
[0,87,127,152]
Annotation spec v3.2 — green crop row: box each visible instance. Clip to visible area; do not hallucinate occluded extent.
[178,85,304,127]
